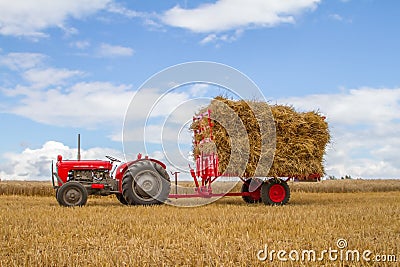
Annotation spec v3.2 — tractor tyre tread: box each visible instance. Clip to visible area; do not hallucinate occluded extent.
[241,178,262,204]
[56,181,88,207]
[122,160,170,205]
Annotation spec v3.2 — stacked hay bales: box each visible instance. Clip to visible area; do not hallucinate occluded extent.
[191,96,330,179]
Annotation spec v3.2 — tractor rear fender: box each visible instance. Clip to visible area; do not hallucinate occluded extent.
[114,158,166,192]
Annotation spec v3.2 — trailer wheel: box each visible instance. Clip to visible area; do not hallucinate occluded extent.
[241,178,262,203]
[115,193,128,205]
[261,179,290,205]
[122,160,170,205]
[56,181,88,207]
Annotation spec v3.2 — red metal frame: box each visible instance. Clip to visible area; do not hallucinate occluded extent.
[169,110,258,199]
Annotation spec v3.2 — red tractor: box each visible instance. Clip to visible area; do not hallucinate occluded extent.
[52,148,171,207]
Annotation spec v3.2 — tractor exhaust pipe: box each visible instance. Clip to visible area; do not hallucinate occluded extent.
[77,134,81,161]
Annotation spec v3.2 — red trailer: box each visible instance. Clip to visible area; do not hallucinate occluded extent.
[168,109,309,205]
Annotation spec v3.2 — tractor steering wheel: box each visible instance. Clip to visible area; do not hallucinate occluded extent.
[105,155,121,162]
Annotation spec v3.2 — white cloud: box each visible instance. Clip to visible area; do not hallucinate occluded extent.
[121,85,214,134]
[105,2,143,18]
[200,29,243,45]
[120,87,197,123]
[0,0,112,37]
[279,87,400,178]
[161,0,320,33]
[329,14,343,21]
[0,140,187,181]
[0,52,47,70]
[281,88,400,125]
[115,88,201,142]
[22,68,83,88]
[0,51,134,128]
[0,141,123,181]
[0,54,207,140]
[200,34,218,45]
[328,13,352,23]
[70,40,91,49]
[6,81,133,128]
[189,83,211,97]
[96,43,135,57]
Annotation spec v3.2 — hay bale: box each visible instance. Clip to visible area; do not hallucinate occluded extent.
[191,96,330,179]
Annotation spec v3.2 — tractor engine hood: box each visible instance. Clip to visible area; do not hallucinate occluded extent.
[56,155,113,170]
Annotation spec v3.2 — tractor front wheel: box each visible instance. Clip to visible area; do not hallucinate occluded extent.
[261,178,290,205]
[56,181,88,207]
[122,160,170,205]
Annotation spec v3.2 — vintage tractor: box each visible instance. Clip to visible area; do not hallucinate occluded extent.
[52,135,170,207]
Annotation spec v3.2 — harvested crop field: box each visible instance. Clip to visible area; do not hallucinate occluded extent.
[0,180,399,266]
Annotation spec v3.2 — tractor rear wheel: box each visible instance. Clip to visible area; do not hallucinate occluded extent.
[241,178,262,203]
[115,193,128,205]
[261,178,290,205]
[122,160,170,205]
[56,181,88,207]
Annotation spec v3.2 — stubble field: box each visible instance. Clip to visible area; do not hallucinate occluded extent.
[0,180,399,266]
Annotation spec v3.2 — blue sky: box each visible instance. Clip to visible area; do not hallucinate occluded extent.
[0,0,399,180]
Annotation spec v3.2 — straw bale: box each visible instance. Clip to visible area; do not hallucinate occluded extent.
[191,97,330,179]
